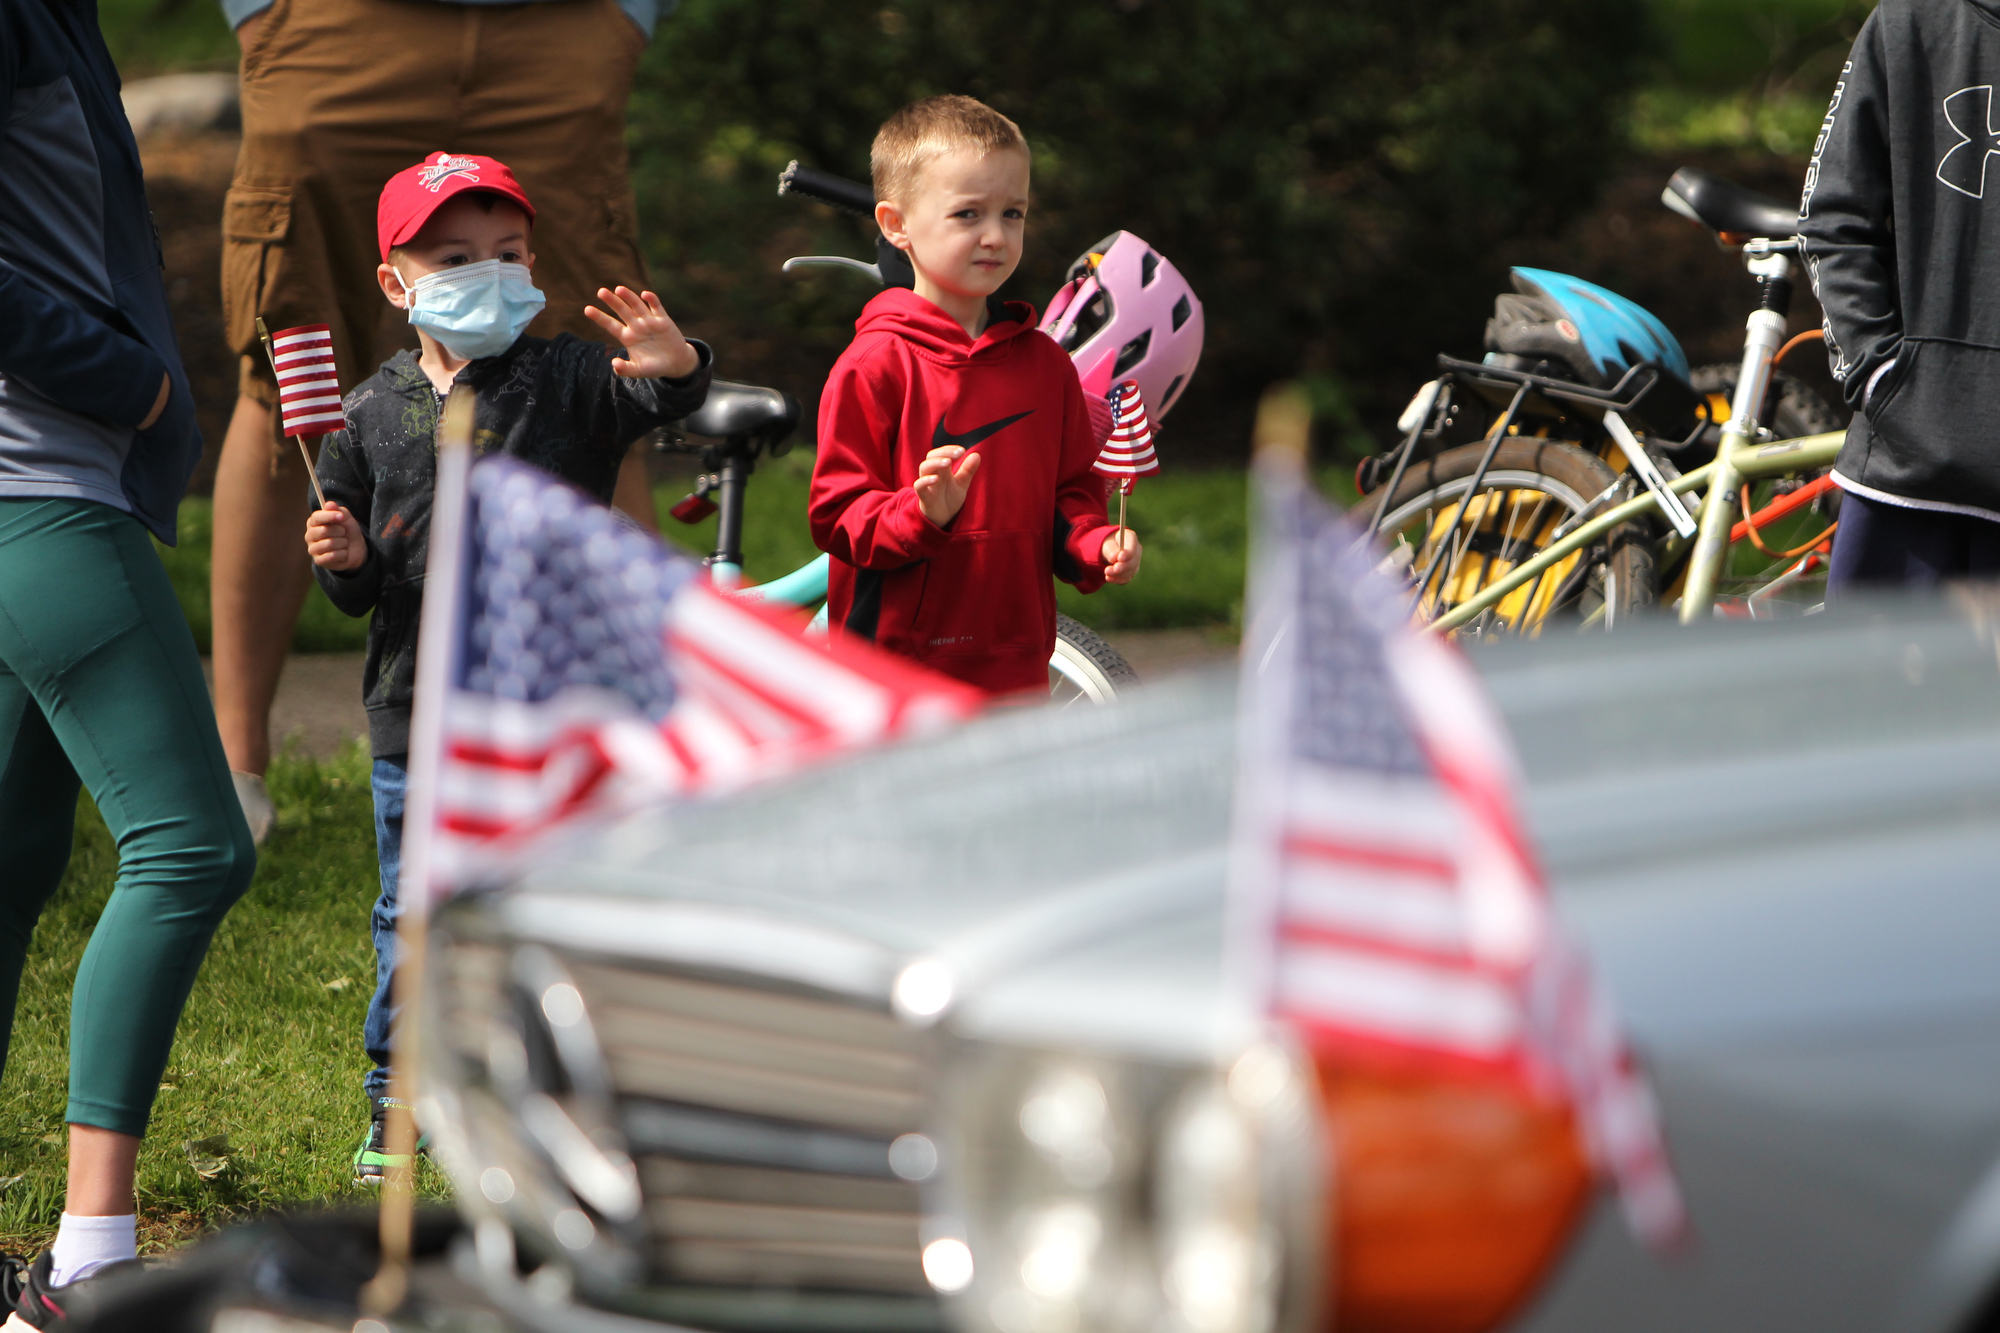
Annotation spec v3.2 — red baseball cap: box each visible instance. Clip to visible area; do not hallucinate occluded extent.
[377,152,537,261]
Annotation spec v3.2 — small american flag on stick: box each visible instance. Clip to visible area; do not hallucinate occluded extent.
[255,318,344,507]
[1093,380,1160,491]
[1092,379,1159,541]
[1229,391,1686,1249]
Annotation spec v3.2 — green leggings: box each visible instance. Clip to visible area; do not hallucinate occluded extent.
[0,497,253,1136]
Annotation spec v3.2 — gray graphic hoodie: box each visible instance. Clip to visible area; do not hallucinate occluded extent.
[1802,0,2000,520]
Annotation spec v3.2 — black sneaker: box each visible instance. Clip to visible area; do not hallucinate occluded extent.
[352,1095,428,1186]
[5,1251,141,1329]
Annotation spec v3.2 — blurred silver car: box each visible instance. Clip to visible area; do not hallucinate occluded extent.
[418,595,2000,1333]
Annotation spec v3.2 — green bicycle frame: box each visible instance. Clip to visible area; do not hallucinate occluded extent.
[1424,431,1842,634]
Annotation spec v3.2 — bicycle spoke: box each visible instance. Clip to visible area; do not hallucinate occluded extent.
[1497,492,1553,574]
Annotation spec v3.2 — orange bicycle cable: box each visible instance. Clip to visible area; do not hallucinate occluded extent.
[1739,486,1838,559]
[1771,328,1825,372]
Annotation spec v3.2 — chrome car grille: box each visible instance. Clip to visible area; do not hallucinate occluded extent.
[566,959,932,1296]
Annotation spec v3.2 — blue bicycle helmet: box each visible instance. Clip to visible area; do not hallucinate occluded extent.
[1486,268,1691,385]
[1484,268,1700,438]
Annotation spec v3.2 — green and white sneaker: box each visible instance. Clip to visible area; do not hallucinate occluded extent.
[352,1096,427,1186]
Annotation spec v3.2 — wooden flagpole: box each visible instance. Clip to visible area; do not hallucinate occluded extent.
[359,384,477,1315]
[254,317,329,510]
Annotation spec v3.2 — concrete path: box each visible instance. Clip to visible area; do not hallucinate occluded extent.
[208,629,1238,760]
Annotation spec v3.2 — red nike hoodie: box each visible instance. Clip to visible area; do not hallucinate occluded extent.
[810,288,1118,695]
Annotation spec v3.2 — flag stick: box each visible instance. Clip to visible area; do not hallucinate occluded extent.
[359,384,477,1316]
[1116,484,1128,546]
[254,317,329,511]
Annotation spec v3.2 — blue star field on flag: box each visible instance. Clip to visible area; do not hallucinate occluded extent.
[458,459,690,718]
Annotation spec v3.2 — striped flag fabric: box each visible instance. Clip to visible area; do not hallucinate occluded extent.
[425,456,982,890]
[1230,449,1686,1247]
[1092,380,1160,494]
[268,324,347,436]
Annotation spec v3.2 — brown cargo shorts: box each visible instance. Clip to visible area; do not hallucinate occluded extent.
[222,0,651,417]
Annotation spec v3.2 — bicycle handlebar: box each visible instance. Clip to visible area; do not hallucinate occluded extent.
[778,161,876,216]
[776,161,917,290]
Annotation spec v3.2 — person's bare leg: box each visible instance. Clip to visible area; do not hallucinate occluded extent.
[63,1125,139,1218]
[612,440,658,531]
[210,393,316,778]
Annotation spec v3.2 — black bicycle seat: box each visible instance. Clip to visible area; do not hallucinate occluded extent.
[684,380,801,444]
[1662,168,1798,240]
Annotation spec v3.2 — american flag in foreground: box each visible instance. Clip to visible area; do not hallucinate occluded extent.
[1092,380,1160,493]
[425,456,982,890]
[268,323,347,435]
[1230,449,1686,1247]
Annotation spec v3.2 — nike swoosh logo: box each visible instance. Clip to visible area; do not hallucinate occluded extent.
[933,409,1033,451]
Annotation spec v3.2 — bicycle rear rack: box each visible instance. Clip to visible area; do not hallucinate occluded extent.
[1369,356,1707,539]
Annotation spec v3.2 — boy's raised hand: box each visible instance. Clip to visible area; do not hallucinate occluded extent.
[585,285,700,380]
[914,444,982,528]
[305,502,365,572]
[1102,529,1142,584]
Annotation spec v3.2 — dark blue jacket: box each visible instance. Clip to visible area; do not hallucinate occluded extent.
[0,0,200,543]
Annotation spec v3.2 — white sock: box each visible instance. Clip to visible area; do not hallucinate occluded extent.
[47,1213,136,1287]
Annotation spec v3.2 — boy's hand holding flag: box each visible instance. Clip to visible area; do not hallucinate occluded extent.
[1092,379,1158,580]
[258,319,373,571]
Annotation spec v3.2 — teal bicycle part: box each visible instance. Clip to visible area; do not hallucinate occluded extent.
[734,552,830,606]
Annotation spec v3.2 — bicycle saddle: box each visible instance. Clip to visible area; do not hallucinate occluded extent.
[1662,168,1798,240]
[684,380,801,446]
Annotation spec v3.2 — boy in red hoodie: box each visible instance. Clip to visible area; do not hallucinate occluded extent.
[809,96,1140,696]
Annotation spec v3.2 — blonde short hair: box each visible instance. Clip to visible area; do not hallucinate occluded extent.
[871,95,1028,207]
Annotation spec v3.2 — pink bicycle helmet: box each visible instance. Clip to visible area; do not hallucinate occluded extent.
[1040,231,1204,417]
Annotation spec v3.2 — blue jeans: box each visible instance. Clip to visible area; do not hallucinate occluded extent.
[364,754,407,1102]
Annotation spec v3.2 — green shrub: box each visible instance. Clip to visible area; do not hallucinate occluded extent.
[629,0,1654,461]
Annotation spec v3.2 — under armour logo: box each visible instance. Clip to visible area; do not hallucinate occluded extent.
[1938,86,2000,198]
[417,153,482,193]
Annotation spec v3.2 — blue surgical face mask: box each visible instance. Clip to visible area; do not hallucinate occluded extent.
[395,259,545,361]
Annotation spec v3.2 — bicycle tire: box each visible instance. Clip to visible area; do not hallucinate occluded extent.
[1690,364,1843,442]
[1350,438,1654,635]
[1049,614,1138,706]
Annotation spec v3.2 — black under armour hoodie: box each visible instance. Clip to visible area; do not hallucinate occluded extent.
[1801,0,2000,519]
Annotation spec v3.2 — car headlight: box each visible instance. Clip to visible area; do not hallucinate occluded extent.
[935,1039,1324,1333]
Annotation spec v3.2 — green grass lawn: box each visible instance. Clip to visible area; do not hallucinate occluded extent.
[165,458,1291,651]
[654,451,1267,630]
[0,745,446,1257]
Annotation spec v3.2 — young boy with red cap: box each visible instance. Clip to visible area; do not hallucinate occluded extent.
[300,152,711,1181]
[809,96,1140,696]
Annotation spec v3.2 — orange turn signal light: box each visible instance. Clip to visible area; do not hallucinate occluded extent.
[1314,1062,1593,1333]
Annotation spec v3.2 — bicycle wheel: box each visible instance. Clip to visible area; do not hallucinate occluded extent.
[1350,438,1654,636]
[1689,364,1843,444]
[1049,614,1138,706]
